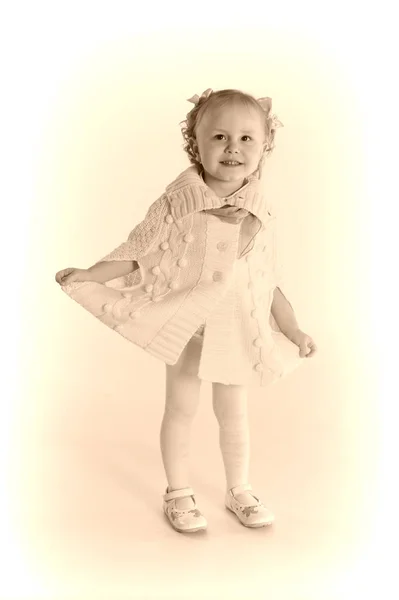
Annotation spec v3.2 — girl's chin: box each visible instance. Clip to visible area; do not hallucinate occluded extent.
[203,165,253,181]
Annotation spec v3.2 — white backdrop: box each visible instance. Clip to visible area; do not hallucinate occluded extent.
[2,1,398,599]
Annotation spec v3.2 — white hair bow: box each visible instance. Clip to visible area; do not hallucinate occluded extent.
[257,97,284,129]
[186,88,213,106]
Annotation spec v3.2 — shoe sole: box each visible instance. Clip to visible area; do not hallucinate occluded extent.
[171,524,207,533]
[225,505,274,527]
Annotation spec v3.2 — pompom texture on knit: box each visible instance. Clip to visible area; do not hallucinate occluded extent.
[100,195,169,263]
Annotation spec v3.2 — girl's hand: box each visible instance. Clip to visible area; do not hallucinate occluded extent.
[55,268,93,286]
[287,329,318,358]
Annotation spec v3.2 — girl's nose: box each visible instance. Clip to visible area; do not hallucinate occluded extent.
[225,144,240,153]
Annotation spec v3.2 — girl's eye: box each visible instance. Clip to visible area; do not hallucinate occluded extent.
[214,135,252,141]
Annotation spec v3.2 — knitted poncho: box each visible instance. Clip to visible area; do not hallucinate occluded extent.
[61,166,303,387]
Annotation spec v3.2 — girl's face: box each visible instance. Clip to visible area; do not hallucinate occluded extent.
[194,102,267,196]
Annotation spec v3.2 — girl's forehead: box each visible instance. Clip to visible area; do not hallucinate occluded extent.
[200,103,264,131]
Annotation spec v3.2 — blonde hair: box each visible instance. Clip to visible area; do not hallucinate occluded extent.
[179,88,279,179]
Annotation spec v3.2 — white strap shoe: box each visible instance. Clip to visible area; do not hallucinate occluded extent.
[163,487,207,533]
[225,483,275,528]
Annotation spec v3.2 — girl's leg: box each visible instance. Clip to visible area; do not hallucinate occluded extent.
[160,337,202,509]
[212,383,258,505]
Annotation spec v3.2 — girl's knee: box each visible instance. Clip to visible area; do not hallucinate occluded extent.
[164,368,201,421]
[164,399,198,422]
[166,364,202,395]
[213,409,248,429]
[212,385,248,427]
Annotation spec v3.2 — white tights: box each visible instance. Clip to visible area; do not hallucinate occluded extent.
[160,337,250,493]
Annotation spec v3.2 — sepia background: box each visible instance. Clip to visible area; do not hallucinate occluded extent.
[2,1,398,599]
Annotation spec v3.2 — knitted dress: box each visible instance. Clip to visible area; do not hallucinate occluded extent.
[191,202,254,341]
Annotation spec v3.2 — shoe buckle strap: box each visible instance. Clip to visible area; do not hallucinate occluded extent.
[163,486,195,502]
[229,483,252,496]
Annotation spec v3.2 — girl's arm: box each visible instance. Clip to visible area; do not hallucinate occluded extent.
[86,260,139,283]
[271,286,300,339]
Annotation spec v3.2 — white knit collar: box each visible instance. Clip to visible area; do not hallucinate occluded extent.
[165,166,272,227]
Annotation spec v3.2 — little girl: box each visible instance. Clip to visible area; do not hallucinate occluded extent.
[55,88,317,533]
